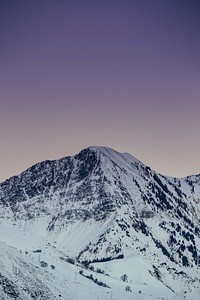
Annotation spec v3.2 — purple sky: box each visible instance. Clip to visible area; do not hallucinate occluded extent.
[0,0,200,181]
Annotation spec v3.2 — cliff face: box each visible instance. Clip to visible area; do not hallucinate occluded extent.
[0,146,199,299]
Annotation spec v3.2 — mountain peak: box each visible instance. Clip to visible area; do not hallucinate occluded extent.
[85,146,142,170]
[0,146,200,298]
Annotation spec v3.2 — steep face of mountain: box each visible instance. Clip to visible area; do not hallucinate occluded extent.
[0,146,199,296]
[0,146,144,223]
[175,175,200,222]
[0,146,193,222]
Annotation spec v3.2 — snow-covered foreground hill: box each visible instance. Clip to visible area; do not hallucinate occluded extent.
[0,146,199,299]
[1,220,197,300]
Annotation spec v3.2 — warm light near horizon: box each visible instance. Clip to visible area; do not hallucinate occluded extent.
[0,0,200,181]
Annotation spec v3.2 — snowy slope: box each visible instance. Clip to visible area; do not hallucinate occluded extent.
[0,238,113,300]
[0,146,199,299]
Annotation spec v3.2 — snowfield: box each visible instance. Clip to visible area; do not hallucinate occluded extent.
[0,146,199,299]
[0,220,194,300]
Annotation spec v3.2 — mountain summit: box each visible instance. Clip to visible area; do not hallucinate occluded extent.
[0,146,199,299]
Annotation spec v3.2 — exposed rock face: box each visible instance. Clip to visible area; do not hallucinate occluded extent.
[0,146,199,269]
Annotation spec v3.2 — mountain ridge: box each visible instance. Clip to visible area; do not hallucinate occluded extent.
[0,146,199,299]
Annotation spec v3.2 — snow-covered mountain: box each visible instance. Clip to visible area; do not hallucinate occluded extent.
[0,146,199,299]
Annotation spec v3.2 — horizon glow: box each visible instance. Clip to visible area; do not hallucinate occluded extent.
[0,0,200,181]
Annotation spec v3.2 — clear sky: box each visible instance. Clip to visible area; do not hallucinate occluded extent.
[0,0,200,181]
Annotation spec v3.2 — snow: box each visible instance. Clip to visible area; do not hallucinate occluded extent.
[0,213,199,300]
[0,146,200,299]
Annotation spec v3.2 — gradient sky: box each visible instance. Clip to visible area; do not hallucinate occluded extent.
[0,0,200,181]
